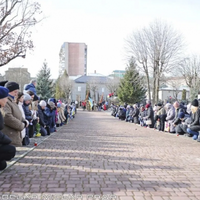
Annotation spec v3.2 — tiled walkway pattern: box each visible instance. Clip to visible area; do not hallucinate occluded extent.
[0,110,200,200]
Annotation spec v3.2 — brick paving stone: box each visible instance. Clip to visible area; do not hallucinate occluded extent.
[1,110,200,199]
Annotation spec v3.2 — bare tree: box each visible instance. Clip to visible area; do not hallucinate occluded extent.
[59,70,73,102]
[87,77,99,102]
[178,55,200,100]
[125,20,184,104]
[0,0,42,67]
[167,78,183,100]
[105,76,120,94]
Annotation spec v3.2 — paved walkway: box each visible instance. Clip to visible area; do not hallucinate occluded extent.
[1,110,200,200]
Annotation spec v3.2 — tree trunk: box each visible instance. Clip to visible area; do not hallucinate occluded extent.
[146,72,151,102]
[155,76,160,103]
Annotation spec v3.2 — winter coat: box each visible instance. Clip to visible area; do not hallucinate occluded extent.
[189,109,200,132]
[156,107,166,116]
[146,106,154,127]
[118,107,126,120]
[22,102,32,122]
[165,104,175,122]
[0,110,12,145]
[2,96,26,147]
[38,105,46,127]
[129,107,134,117]
[43,105,54,126]
[44,105,56,132]
[18,102,29,139]
[172,107,185,123]
[139,108,147,118]
[132,107,139,123]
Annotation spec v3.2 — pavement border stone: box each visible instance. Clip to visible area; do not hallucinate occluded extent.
[0,126,62,175]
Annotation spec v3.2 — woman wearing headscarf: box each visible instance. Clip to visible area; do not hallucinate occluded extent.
[164,103,175,132]
[144,103,154,128]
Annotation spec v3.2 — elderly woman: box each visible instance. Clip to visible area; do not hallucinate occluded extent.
[144,103,154,128]
[164,103,175,132]
[132,104,139,124]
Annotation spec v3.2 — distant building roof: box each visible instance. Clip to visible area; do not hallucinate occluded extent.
[87,73,105,76]
[74,75,110,84]
[113,70,126,73]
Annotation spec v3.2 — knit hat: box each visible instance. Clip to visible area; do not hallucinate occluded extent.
[191,99,198,107]
[48,101,55,109]
[0,86,9,99]
[39,100,46,107]
[178,112,185,119]
[57,103,61,108]
[5,81,19,92]
[23,93,32,101]
[0,80,8,87]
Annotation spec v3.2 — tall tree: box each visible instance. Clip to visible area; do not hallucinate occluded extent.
[59,70,73,102]
[117,59,146,104]
[125,20,184,104]
[178,55,200,100]
[36,61,53,100]
[0,0,42,67]
[105,76,120,95]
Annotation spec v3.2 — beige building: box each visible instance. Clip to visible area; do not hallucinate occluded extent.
[4,68,32,92]
[59,42,87,76]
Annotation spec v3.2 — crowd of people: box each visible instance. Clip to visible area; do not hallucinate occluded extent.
[111,99,200,142]
[0,79,76,171]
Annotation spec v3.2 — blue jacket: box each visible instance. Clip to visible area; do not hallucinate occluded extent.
[22,102,32,121]
[25,83,36,94]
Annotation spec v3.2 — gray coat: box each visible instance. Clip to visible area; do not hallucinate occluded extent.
[189,109,200,132]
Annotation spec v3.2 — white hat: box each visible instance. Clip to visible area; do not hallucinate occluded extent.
[39,100,47,107]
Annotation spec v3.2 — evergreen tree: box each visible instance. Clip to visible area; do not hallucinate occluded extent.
[36,61,53,101]
[118,59,146,104]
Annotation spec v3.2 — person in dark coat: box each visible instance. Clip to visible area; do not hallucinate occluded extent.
[44,101,55,134]
[170,101,185,133]
[186,99,200,140]
[0,86,16,170]
[38,100,47,136]
[118,106,126,120]
[144,103,154,128]
[132,104,139,124]
[173,112,188,135]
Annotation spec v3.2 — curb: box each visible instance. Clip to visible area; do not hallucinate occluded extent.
[0,126,62,175]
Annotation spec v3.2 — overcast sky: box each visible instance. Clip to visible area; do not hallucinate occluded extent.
[0,0,200,79]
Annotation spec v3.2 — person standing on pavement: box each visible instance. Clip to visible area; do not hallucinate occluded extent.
[0,86,16,170]
[3,82,28,147]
